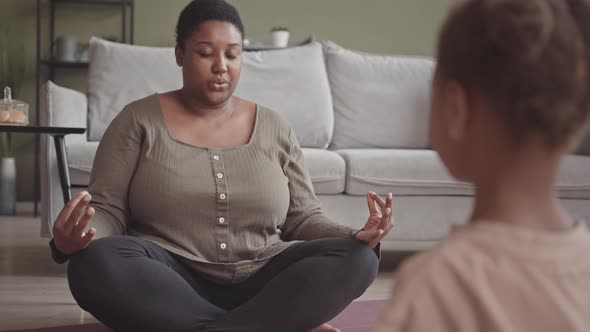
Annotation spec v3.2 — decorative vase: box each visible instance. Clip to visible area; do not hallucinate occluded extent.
[0,157,16,216]
[271,30,290,48]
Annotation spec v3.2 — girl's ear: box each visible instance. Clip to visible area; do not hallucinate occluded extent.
[445,80,471,142]
[175,46,183,67]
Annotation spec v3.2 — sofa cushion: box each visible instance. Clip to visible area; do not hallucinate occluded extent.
[87,37,182,141]
[67,142,99,186]
[337,149,472,196]
[88,38,333,148]
[324,41,434,150]
[558,155,590,199]
[337,149,590,199]
[301,149,346,194]
[65,143,345,194]
[235,42,334,148]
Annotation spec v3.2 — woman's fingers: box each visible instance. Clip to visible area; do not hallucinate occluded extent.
[64,193,92,235]
[54,191,89,232]
[73,207,94,239]
[370,192,386,215]
[81,227,96,247]
[377,207,392,230]
[357,228,388,248]
[367,228,385,248]
[373,193,386,207]
[366,192,380,215]
[387,194,394,229]
[388,203,395,231]
[377,194,393,229]
[52,192,96,256]
[359,193,395,247]
[385,193,392,211]
[372,192,388,210]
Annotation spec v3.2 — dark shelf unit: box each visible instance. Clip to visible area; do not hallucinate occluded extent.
[42,0,134,80]
[40,60,90,69]
[34,0,135,216]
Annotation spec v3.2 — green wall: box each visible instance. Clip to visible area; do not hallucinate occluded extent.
[3,0,449,202]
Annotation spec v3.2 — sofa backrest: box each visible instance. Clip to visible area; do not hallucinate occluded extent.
[234,42,334,148]
[324,41,434,150]
[87,37,333,148]
[87,37,181,142]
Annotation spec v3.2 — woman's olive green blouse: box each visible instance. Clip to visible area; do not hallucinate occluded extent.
[86,94,357,284]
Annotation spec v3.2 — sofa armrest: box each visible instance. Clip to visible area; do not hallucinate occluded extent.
[40,81,88,143]
[40,81,88,237]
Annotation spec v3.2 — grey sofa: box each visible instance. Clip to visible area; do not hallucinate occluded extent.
[40,38,590,250]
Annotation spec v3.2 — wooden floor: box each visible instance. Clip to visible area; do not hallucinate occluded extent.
[0,215,398,331]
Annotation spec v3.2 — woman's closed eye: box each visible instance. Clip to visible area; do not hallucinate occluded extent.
[194,51,239,60]
[226,45,242,59]
[195,51,213,58]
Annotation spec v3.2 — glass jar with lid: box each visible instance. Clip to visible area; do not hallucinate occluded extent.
[0,86,29,126]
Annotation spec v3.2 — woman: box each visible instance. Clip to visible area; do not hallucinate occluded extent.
[373,0,590,331]
[49,1,394,331]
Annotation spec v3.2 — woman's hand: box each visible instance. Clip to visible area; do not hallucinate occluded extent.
[355,192,395,249]
[52,191,96,255]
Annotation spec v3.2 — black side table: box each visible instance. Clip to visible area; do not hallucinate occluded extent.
[0,125,86,205]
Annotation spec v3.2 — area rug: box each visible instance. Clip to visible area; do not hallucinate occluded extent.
[11,299,387,332]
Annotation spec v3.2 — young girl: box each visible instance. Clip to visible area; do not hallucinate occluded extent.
[373,0,590,331]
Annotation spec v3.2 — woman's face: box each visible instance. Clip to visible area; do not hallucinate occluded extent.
[176,20,243,107]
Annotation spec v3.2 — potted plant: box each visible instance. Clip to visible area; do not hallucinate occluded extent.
[0,24,25,215]
[271,26,290,48]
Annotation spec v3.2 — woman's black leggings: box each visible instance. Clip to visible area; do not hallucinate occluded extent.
[67,236,379,332]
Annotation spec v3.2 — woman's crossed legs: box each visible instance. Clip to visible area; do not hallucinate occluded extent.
[67,236,379,332]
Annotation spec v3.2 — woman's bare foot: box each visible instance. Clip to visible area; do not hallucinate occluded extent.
[308,323,341,332]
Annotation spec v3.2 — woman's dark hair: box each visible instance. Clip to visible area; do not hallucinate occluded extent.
[436,0,590,148]
[176,0,245,48]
